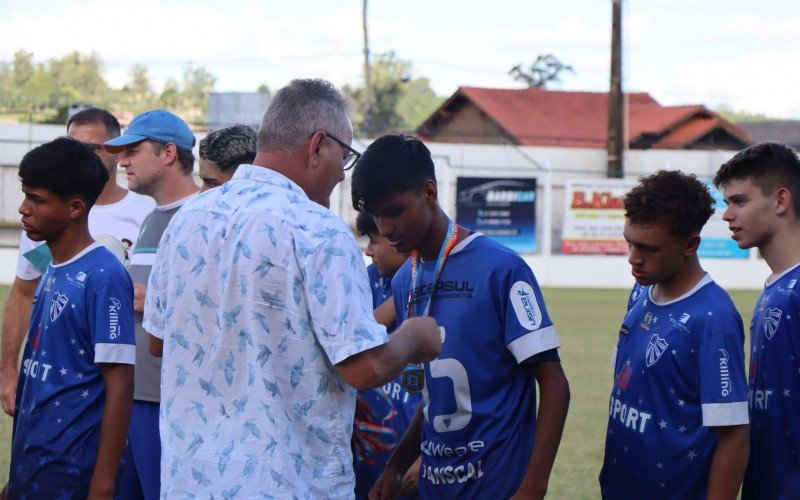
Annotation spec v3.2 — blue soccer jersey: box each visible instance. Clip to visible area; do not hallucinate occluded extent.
[743,263,800,499]
[354,264,421,499]
[600,274,749,499]
[391,234,559,498]
[8,243,136,499]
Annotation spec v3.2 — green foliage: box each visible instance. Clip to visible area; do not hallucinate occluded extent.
[0,50,217,125]
[510,54,575,89]
[715,104,773,123]
[344,52,444,138]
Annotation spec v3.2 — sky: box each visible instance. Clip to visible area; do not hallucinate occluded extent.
[1,0,799,118]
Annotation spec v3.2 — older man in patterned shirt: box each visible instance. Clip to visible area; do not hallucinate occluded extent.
[143,79,442,498]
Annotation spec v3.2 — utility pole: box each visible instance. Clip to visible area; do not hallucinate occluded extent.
[362,0,372,135]
[607,0,624,178]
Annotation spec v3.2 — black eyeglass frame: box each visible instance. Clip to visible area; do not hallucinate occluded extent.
[323,132,362,171]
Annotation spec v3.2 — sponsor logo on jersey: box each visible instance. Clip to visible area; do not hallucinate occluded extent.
[763,307,782,340]
[719,349,731,396]
[619,324,629,337]
[640,312,654,331]
[608,395,653,433]
[108,298,122,340]
[645,333,669,367]
[679,313,690,324]
[44,275,55,293]
[510,281,542,330]
[615,363,633,391]
[789,279,797,290]
[758,294,768,312]
[50,292,69,321]
[67,270,88,288]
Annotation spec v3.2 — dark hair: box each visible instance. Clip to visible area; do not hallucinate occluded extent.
[624,170,714,236]
[66,107,121,138]
[713,142,800,215]
[351,134,436,212]
[151,141,196,175]
[356,211,379,236]
[200,125,257,172]
[19,137,109,208]
[258,78,350,153]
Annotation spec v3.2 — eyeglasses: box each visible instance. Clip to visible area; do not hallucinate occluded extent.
[324,133,361,171]
[57,136,105,151]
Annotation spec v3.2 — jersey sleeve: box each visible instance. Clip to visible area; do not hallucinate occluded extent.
[502,265,560,363]
[15,230,46,281]
[88,269,136,365]
[306,232,388,365]
[697,309,749,427]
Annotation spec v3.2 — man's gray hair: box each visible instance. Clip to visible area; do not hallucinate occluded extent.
[257,79,351,152]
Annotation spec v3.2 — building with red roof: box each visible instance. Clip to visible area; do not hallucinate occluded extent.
[417,87,752,150]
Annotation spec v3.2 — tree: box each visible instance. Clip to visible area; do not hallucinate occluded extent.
[13,50,35,88]
[509,54,574,88]
[715,104,773,123]
[344,52,443,137]
[181,63,216,124]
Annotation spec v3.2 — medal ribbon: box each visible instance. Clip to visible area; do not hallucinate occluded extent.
[406,218,459,319]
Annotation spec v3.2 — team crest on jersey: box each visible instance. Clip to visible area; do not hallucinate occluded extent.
[510,281,542,330]
[763,307,782,340]
[50,292,69,321]
[645,333,669,367]
[640,312,654,331]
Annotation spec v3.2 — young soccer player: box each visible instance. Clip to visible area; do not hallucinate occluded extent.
[600,170,749,499]
[352,211,419,498]
[352,135,570,499]
[714,142,800,498]
[5,138,136,498]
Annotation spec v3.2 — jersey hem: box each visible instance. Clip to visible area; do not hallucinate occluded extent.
[95,343,136,364]
[507,325,560,363]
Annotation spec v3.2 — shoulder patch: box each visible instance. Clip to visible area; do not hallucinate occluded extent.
[510,281,542,330]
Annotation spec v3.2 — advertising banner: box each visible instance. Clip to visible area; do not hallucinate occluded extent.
[561,179,634,254]
[455,177,537,253]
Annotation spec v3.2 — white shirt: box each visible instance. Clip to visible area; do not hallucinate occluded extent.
[16,190,155,280]
[144,165,388,499]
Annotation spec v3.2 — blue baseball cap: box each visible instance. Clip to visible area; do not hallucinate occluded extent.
[103,109,196,153]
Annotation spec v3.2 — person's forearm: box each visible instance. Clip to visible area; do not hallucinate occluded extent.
[514,362,570,499]
[707,425,749,500]
[386,403,424,476]
[89,365,134,497]
[0,278,36,370]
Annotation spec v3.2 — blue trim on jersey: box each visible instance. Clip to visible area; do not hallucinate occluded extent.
[9,246,135,497]
[743,264,800,499]
[600,276,749,499]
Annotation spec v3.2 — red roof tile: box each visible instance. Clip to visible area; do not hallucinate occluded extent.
[418,87,752,150]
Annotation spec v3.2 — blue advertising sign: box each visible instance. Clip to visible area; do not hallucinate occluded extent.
[698,181,749,259]
[455,177,537,253]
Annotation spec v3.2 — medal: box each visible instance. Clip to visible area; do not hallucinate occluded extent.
[401,219,459,393]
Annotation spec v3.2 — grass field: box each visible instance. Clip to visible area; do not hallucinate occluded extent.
[0,285,759,496]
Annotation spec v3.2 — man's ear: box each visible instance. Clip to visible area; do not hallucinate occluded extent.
[421,179,438,205]
[684,233,701,256]
[775,187,793,216]
[160,142,179,166]
[68,196,88,220]
[306,131,326,171]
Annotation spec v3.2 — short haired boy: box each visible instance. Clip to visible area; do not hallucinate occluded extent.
[352,211,419,498]
[198,124,257,192]
[353,135,570,499]
[5,138,135,498]
[600,170,749,499]
[715,142,800,498]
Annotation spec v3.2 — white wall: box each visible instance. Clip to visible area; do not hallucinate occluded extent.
[0,128,765,288]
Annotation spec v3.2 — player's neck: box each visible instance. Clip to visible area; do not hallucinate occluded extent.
[760,225,800,279]
[47,224,95,265]
[651,258,705,303]
[95,181,128,205]
[152,175,199,207]
[417,210,467,261]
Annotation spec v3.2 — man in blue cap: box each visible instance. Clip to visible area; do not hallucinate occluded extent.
[102,109,199,500]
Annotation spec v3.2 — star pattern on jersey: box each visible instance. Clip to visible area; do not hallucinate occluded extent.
[686,449,697,460]
[659,420,667,429]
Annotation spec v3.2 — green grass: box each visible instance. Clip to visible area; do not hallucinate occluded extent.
[0,285,759,495]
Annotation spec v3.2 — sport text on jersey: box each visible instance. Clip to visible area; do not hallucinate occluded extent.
[420,439,485,486]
